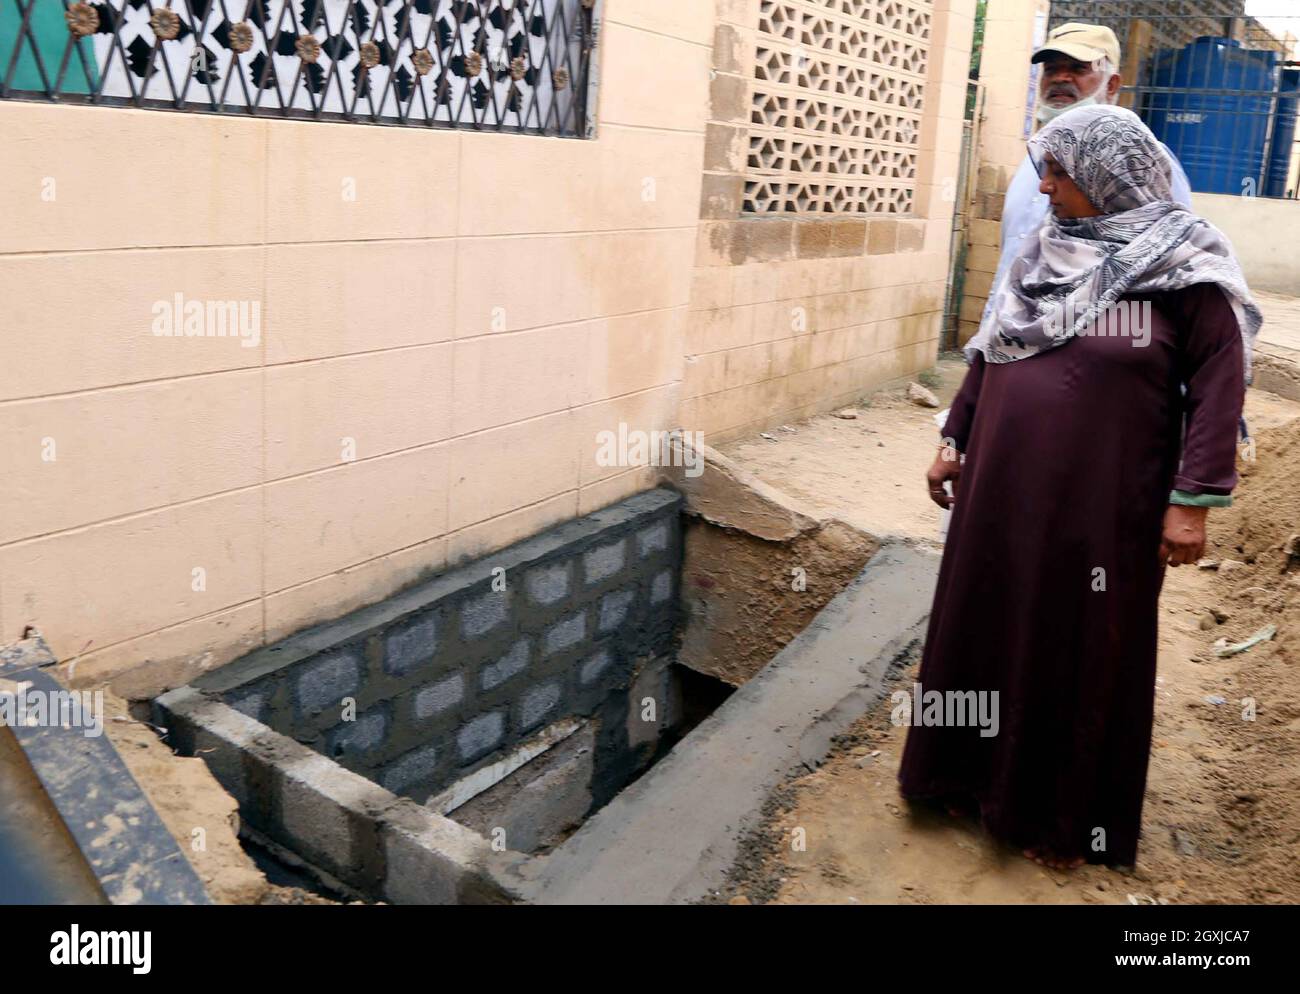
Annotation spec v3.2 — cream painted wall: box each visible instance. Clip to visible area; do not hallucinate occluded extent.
[1192,192,1300,296]
[0,1,713,695]
[958,0,1047,346]
[0,0,975,696]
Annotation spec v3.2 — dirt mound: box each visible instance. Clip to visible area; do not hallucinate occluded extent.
[1165,418,1300,901]
[1208,417,1300,569]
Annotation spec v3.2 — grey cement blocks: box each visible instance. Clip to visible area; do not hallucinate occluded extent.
[579,649,612,687]
[583,539,627,586]
[296,649,361,718]
[383,613,438,676]
[543,611,587,657]
[525,562,571,606]
[174,488,683,891]
[598,589,636,633]
[461,589,510,639]
[450,723,597,855]
[518,681,561,731]
[381,743,440,795]
[636,522,669,557]
[480,639,530,691]
[651,570,673,604]
[415,674,464,719]
[458,712,506,762]
[328,708,387,759]
[154,687,520,905]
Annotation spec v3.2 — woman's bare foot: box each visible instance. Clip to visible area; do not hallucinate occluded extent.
[1023,847,1086,870]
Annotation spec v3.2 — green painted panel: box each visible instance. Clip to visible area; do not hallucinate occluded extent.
[1,2,97,94]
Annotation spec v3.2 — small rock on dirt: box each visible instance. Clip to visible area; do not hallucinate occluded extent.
[1171,828,1198,856]
[907,382,940,408]
[834,408,859,419]
[1284,534,1300,569]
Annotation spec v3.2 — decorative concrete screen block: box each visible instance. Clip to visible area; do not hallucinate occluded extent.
[745,0,933,215]
[183,488,683,809]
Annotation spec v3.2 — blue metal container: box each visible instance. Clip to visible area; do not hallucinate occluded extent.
[1264,68,1300,198]
[1146,37,1279,195]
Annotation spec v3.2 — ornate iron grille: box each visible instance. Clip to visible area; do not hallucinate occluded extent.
[0,0,600,136]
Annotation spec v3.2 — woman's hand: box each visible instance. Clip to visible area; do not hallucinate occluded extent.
[925,445,962,508]
[1159,505,1208,567]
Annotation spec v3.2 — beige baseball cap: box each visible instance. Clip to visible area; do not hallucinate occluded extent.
[1031,22,1121,67]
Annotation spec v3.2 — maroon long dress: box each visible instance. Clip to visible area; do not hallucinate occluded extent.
[897,282,1245,866]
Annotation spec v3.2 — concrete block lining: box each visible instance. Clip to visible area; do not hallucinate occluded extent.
[154,686,521,904]
[157,489,686,902]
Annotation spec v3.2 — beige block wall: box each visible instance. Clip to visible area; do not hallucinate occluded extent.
[1192,193,1300,297]
[0,0,711,693]
[0,0,976,694]
[683,0,976,443]
[958,0,1048,346]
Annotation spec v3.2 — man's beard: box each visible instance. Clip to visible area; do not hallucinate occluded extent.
[1036,84,1109,124]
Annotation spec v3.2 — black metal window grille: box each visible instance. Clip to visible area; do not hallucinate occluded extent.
[0,0,601,136]
[1048,1,1300,200]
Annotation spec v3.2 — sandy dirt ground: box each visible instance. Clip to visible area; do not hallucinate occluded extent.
[103,693,337,904]
[715,359,1300,905]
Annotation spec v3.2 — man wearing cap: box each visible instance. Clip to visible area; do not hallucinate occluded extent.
[984,23,1193,320]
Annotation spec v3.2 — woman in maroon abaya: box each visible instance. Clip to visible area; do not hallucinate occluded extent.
[897,105,1261,869]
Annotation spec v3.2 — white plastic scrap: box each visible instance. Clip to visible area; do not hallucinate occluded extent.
[1213,624,1277,658]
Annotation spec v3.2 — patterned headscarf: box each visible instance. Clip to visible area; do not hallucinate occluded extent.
[964,105,1262,381]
